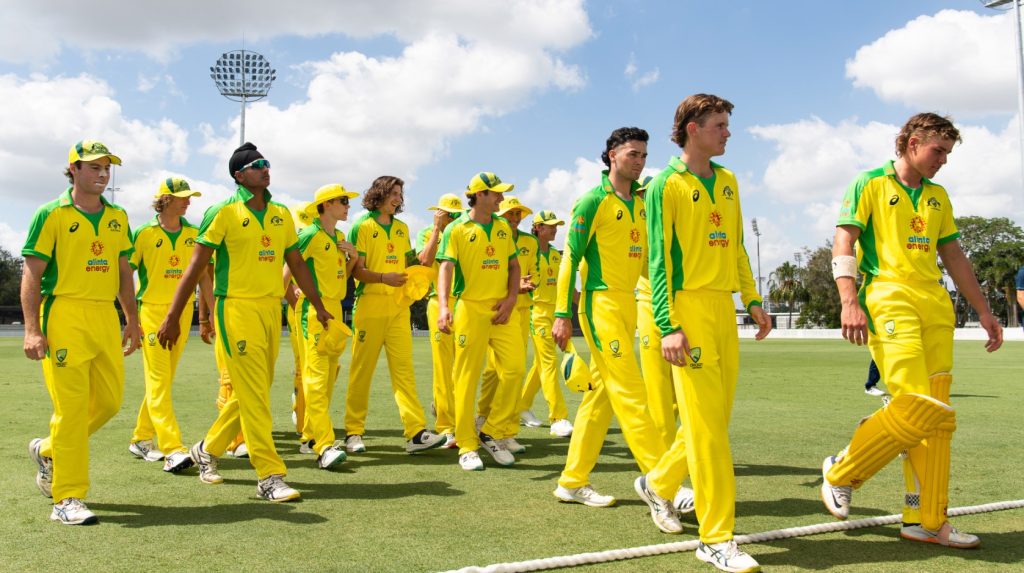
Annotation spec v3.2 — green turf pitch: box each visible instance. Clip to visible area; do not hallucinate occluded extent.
[1,337,1021,572]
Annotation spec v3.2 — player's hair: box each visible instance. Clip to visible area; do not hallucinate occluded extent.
[466,190,486,208]
[63,161,82,184]
[671,94,734,149]
[152,195,174,213]
[362,175,405,213]
[895,113,961,157]
[601,127,649,167]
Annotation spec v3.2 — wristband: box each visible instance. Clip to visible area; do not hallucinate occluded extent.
[831,255,858,280]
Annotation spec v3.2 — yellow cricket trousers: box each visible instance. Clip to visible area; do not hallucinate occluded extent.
[214,331,245,452]
[203,297,286,479]
[478,305,531,431]
[452,298,526,453]
[518,302,569,422]
[299,297,347,455]
[345,294,427,440]
[648,290,737,544]
[558,290,666,489]
[39,297,124,502]
[131,301,193,454]
[427,296,456,436]
[287,302,305,434]
[637,297,677,449]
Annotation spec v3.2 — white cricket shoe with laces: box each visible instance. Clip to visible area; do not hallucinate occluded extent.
[29,438,52,498]
[553,484,616,508]
[479,432,514,466]
[459,450,484,471]
[674,485,696,514]
[163,451,194,473]
[820,455,851,520]
[406,429,446,453]
[51,497,98,526]
[317,442,347,469]
[256,474,300,502]
[520,410,543,427]
[900,522,980,549]
[634,475,683,534]
[128,440,165,462]
[345,434,366,453]
[696,540,760,573]
[190,441,223,484]
[549,419,573,438]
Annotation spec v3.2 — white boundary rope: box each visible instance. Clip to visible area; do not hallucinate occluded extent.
[441,499,1024,573]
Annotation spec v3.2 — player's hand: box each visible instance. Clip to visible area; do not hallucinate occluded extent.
[552,317,572,351]
[840,300,868,346]
[23,330,47,361]
[979,312,1003,353]
[199,320,216,345]
[158,316,180,350]
[314,304,334,329]
[491,296,516,325]
[122,318,143,356]
[438,305,453,334]
[337,240,357,261]
[519,275,536,294]
[750,305,773,341]
[382,272,408,287]
[433,209,452,230]
[661,329,692,366]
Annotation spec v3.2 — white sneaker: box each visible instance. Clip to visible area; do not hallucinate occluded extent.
[553,484,616,508]
[550,419,573,438]
[520,410,543,427]
[459,450,484,471]
[479,432,515,466]
[865,386,888,397]
[443,433,458,449]
[696,540,760,573]
[299,440,316,455]
[229,443,249,458]
[634,475,683,534]
[345,434,366,453]
[256,474,300,502]
[674,485,696,514]
[163,451,194,473]
[29,438,52,498]
[128,440,165,462]
[820,455,851,520]
[406,429,446,453]
[499,437,526,454]
[317,442,347,469]
[190,441,223,485]
[900,522,981,549]
[475,415,486,432]
[50,497,98,526]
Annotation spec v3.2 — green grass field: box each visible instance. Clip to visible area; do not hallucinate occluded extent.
[1,336,1021,573]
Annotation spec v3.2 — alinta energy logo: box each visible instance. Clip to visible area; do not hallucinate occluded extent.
[709,210,723,227]
[707,211,728,248]
[258,235,276,262]
[628,228,643,259]
[907,216,930,252]
[86,241,110,272]
[90,241,104,256]
[165,254,183,279]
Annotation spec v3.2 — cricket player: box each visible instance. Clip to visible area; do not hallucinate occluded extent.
[416,193,465,448]
[288,184,358,469]
[128,177,211,473]
[23,139,142,525]
[476,195,537,454]
[551,127,667,509]
[822,112,1002,549]
[437,172,525,470]
[643,94,770,572]
[287,202,314,436]
[158,142,332,502]
[344,176,445,455]
[518,210,573,438]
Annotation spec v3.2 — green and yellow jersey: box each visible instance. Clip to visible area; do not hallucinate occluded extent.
[297,219,349,300]
[130,217,199,304]
[555,172,647,317]
[533,246,562,306]
[197,185,298,298]
[22,188,133,301]
[437,213,518,302]
[513,230,539,309]
[348,211,414,297]
[837,160,958,284]
[416,224,443,298]
[646,157,760,336]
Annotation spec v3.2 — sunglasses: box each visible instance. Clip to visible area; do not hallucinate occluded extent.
[338,196,349,206]
[238,158,270,172]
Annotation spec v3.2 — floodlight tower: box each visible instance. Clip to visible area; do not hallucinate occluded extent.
[210,50,277,146]
[751,218,762,297]
[983,1,1024,189]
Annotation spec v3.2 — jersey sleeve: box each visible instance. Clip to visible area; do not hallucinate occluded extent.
[437,223,457,263]
[555,192,599,317]
[296,225,317,258]
[415,226,431,253]
[837,172,873,230]
[733,200,761,311]
[118,216,134,258]
[349,221,367,257]
[646,173,678,335]
[129,227,143,269]
[22,206,57,261]
[936,191,960,245]
[197,205,226,249]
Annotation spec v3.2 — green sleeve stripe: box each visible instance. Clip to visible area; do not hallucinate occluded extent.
[21,249,51,262]
[559,188,601,312]
[285,242,298,253]
[300,298,311,340]
[937,231,960,246]
[305,257,319,296]
[196,238,220,249]
[22,200,60,255]
[451,262,465,297]
[136,259,149,300]
[216,297,231,358]
[836,218,866,230]
[645,168,678,336]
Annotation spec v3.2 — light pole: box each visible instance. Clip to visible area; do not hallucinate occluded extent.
[210,50,277,146]
[983,0,1024,188]
[106,167,120,205]
[751,218,762,298]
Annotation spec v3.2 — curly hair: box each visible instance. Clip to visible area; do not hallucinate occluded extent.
[671,94,734,149]
[895,113,961,157]
[362,175,405,213]
[601,127,649,167]
[152,195,174,213]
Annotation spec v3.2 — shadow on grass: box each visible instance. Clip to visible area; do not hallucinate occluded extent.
[89,501,328,528]
[736,497,890,519]
[949,393,999,399]
[756,527,1024,569]
[286,479,464,501]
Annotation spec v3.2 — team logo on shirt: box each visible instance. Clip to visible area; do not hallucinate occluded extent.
[608,339,622,358]
[169,255,180,267]
[884,320,896,338]
[433,332,441,342]
[519,247,530,256]
[147,333,157,346]
[236,340,247,355]
[497,230,508,239]
[358,330,366,342]
[692,189,700,202]
[538,327,546,337]
[641,335,650,349]
[458,334,467,347]
[156,238,164,248]
[396,229,405,237]
[723,186,735,200]
[270,215,284,226]
[910,216,926,234]
[107,220,121,232]
[69,222,79,233]
[709,210,722,227]
[688,347,703,369]
[469,233,477,242]
[639,208,646,220]
[259,235,276,262]
[373,230,379,238]
[55,348,68,366]
[185,238,195,247]
[927,197,941,211]
[906,216,930,252]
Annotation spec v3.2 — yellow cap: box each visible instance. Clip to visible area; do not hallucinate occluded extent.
[69,140,121,165]
[317,319,353,356]
[532,210,564,226]
[393,266,437,307]
[561,342,594,392]
[428,193,464,213]
[306,183,359,217]
[154,177,201,198]
[292,202,313,230]
[466,172,513,195]
[497,195,533,217]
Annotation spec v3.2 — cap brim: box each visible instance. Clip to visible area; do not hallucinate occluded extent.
[306,191,358,216]
[77,153,122,165]
[428,205,462,213]
[499,206,533,217]
[537,218,564,226]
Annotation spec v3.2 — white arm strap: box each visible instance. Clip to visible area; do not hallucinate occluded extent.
[831,255,858,280]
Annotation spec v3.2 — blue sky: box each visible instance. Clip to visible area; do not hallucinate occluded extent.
[1,0,1021,285]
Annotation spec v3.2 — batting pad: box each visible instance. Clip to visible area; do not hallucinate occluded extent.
[827,393,953,488]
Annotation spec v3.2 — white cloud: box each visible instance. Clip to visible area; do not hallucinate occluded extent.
[0,222,26,258]
[624,53,659,92]
[136,73,158,93]
[0,0,591,65]
[846,9,1017,115]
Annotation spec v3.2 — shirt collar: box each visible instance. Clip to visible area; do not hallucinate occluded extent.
[57,187,114,208]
